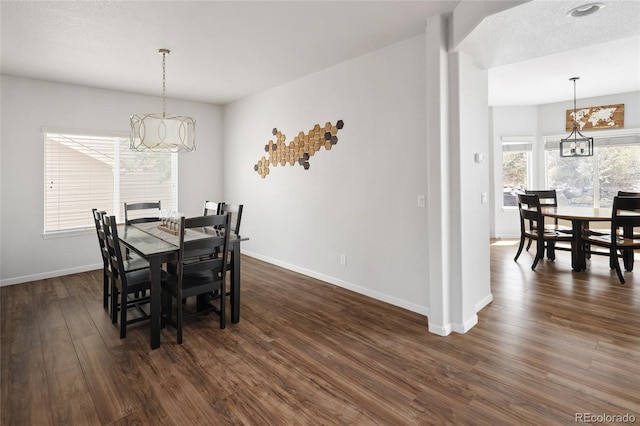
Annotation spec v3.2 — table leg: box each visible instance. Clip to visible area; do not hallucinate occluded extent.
[149,256,162,349]
[231,242,241,323]
[571,220,587,272]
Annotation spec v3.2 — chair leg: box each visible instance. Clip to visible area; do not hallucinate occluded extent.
[547,241,556,261]
[531,239,544,270]
[514,236,526,261]
[111,286,118,324]
[220,280,226,330]
[526,238,532,251]
[161,291,169,329]
[177,296,183,344]
[611,248,626,284]
[103,269,109,310]
[120,290,127,339]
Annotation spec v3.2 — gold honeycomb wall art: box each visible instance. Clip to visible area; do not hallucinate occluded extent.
[254,120,344,178]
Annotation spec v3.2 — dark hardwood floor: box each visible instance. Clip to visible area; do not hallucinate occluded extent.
[2,241,639,425]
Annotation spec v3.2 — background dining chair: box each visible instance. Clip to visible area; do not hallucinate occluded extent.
[514,193,573,270]
[585,191,640,243]
[583,196,640,283]
[103,215,155,338]
[161,214,231,344]
[618,191,640,239]
[123,200,161,267]
[221,203,243,236]
[524,189,572,250]
[203,200,224,216]
[124,200,161,225]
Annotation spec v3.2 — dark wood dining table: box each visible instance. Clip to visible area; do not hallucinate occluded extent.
[117,221,247,349]
[541,206,611,272]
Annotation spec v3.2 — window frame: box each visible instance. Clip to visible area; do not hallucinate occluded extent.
[501,136,533,209]
[43,128,178,236]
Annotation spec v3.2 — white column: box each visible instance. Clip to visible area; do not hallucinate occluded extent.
[425,15,452,335]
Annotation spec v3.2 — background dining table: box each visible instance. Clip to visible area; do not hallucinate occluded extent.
[541,206,611,272]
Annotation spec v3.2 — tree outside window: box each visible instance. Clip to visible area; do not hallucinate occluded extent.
[502,137,532,207]
[546,143,640,208]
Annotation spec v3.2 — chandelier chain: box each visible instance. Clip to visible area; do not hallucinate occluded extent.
[162,51,167,119]
[572,78,577,125]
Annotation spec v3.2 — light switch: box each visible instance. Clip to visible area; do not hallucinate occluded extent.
[481,192,488,204]
[417,195,426,208]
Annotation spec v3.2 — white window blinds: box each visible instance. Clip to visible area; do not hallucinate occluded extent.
[44,132,177,233]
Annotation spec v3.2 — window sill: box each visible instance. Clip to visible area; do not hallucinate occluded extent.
[42,228,94,239]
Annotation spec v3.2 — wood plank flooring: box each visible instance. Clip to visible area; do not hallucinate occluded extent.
[2,241,639,425]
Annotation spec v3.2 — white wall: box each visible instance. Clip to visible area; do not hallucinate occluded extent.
[447,51,492,333]
[0,76,223,285]
[491,91,640,238]
[223,36,431,315]
[490,105,538,238]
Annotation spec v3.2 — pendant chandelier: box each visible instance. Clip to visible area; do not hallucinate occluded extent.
[560,77,593,157]
[130,49,196,152]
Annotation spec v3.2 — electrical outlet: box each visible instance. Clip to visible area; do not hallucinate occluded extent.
[340,254,347,265]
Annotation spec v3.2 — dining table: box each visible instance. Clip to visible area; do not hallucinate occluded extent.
[117,221,248,349]
[540,206,612,272]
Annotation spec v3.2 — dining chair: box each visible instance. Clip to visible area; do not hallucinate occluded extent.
[161,214,231,344]
[203,200,224,216]
[524,189,572,251]
[618,191,640,239]
[585,191,640,241]
[514,193,573,270]
[92,209,111,310]
[221,203,243,236]
[124,200,161,225]
[103,215,155,338]
[583,196,640,284]
[93,208,150,311]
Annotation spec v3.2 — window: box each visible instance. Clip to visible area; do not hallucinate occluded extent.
[545,130,640,208]
[502,137,532,207]
[44,131,177,234]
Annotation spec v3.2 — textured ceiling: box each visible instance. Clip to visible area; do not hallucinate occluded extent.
[455,0,640,105]
[1,1,639,107]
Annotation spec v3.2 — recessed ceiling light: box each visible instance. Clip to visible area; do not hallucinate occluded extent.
[567,2,604,18]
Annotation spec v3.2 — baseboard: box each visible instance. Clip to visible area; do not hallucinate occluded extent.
[451,314,478,334]
[427,322,453,336]
[0,263,102,287]
[475,293,493,312]
[242,250,430,317]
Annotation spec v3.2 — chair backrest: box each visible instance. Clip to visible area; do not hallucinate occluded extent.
[221,203,243,236]
[92,208,109,264]
[203,201,224,216]
[517,193,543,235]
[175,214,231,295]
[611,196,640,238]
[124,200,161,225]
[525,190,558,207]
[618,191,640,197]
[103,215,129,289]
